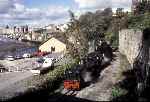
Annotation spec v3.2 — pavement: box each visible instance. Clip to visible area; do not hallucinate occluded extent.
[0,58,39,72]
[0,58,38,100]
[0,37,39,100]
[0,71,33,91]
[75,53,121,101]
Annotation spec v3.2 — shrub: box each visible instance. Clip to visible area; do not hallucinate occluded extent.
[111,86,127,98]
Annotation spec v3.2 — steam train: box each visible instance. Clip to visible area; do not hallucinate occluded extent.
[63,41,113,90]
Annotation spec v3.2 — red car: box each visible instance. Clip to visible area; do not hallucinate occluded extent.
[34,51,50,57]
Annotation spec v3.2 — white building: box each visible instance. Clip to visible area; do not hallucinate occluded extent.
[0,27,14,34]
[57,24,68,32]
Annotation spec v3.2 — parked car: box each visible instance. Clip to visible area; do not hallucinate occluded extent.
[31,57,54,75]
[42,57,54,68]
[5,55,15,61]
[30,68,41,75]
[34,57,45,68]
[23,53,31,58]
[34,51,50,57]
[15,55,22,59]
[37,57,45,63]
[33,57,53,68]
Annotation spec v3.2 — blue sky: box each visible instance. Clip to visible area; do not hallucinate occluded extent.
[23,0,76,8]
[0,0,132,27]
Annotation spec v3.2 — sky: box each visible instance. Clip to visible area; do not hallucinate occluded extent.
[0,0,132,27]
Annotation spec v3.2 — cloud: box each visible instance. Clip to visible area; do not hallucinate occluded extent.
[13,3,25,13]
[0,0,15,13]
[0,0,132,26]
[74,0,112,9]
[46,6,69,20]
[0,1,69,26]
[112,0,132,8]
[74,0,132,9]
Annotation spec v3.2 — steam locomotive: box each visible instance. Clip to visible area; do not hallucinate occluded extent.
[63,41,113,90]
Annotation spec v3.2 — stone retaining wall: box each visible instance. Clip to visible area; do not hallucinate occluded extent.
[119,29,143,66]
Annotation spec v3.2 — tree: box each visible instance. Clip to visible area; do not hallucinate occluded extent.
[66,8,114,58]
[127,12,150,30]
[78,8,113,42]
[66,10,89,59]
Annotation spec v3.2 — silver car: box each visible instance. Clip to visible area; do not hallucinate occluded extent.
[5,55,15,61]
[22,53,31,58]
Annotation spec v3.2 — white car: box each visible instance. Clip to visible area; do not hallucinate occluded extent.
[5,55,15,61]
[23,53,31,58]
[42,58,54,68]
[30,69,41,75]
[30,58,54,75]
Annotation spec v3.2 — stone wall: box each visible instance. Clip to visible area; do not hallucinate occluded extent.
[119,29,143,66]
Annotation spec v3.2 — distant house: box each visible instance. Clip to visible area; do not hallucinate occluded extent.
[39,37,67,53]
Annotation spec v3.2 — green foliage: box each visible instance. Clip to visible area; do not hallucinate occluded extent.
[66,7,150,57]
[128,13,150,30]
[105,31,119,47]
[78,8,113,41]
[24,60,78,95]
[66,8,114,58]
[111,86,127,98]
[47,60,78,80]
[141,13,150,29]
[26,56,79,90]
[66,10,89,59]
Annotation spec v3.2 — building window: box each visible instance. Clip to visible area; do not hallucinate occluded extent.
[51,47,55,52]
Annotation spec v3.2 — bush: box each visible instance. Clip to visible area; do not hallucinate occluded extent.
[105,32,119,47]
[128,13,150,30]
[111,86,127,98]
